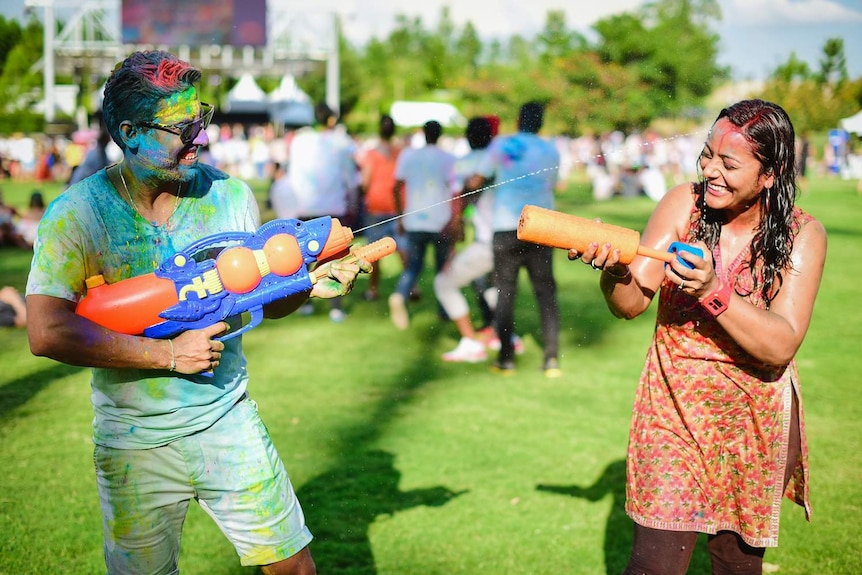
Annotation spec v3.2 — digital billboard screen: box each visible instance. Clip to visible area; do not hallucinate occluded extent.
[122,0,267,47]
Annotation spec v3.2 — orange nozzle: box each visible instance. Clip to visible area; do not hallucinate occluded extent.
[310,237,398,283]
[76,273,178,334]
[317,217,355,261]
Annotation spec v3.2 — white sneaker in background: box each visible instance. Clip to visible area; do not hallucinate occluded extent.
[512,334,525,355]
[442,337,488,363]
[388,293,409,330]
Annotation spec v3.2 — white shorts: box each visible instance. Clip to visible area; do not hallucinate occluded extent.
[94,397,312,575]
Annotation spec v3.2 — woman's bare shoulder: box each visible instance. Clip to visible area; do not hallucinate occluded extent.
[645,182,698,235]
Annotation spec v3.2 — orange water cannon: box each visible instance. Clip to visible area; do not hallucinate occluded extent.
[517,205,702,267]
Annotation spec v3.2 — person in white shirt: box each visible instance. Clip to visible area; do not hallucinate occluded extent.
[388,121,457,330]
[434,116,524,362]
[286,103,360,322]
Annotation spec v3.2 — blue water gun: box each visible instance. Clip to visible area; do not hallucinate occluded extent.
[76,216,396,341]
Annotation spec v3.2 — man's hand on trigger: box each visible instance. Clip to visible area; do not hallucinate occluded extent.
[171,322,228,374]
[310,258,372,299]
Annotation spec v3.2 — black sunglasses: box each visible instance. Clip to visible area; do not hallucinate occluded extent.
[137,102,214,145]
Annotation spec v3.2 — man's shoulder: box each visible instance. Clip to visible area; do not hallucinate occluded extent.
[53,170,110,208]
[419,145,454,159]
[520,133,560,158]
[457,149,486,163]
[539,136,561,158]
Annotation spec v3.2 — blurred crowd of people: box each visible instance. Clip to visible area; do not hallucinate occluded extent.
[0,107,829,336]
[260,102,564,375]
[0,188,46,249]
[0,119,689,198]
[1,114,829,206]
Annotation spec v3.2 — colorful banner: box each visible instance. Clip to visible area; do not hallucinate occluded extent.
[121,0,267,47]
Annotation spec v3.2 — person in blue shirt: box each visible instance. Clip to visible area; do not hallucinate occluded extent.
[475,101,562,377]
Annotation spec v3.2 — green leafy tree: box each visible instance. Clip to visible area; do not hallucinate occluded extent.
[550,51,653,134]
[593,13,651,65]
[286,2,800,137]
[300,18,363,122]
[387,14,430,100]
[506,34,535,68]
[0,16,24,77]
[536,10,585,63]
[771,53,811,83]
[421,8,455,91]
[454,22,483,75]
[592,0,726,124]
[816,38,848,85]
[0,16,44,118]
[758,38,861,133]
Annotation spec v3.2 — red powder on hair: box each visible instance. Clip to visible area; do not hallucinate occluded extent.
[155,59,189,88]
[138,59,189,89]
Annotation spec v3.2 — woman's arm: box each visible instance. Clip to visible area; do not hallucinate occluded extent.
[674,218,828,366]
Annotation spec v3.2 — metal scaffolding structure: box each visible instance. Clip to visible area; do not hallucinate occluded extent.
[24,0,349,122]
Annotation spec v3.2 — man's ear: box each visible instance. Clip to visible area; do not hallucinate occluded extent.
[119,122,138,151]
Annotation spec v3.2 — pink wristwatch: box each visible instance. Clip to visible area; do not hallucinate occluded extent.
[701,282,732,316]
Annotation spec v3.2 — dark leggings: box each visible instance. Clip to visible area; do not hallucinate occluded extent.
[623,393,801,575]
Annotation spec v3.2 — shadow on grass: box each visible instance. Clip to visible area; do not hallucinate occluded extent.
[537,459,632,574]
[284,268,628,574]
[0,361,83,422]
[295,323,468,575]
[298,449,466,575]
[536,459,711,574]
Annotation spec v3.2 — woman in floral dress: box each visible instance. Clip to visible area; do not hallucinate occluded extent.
[570,99,827,574]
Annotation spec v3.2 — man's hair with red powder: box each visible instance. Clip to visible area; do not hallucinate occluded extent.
[103,50,202,150]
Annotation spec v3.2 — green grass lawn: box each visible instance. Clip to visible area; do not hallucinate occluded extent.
[0,173,860,574]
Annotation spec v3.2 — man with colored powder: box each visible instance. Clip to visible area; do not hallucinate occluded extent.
[25,50,367,575]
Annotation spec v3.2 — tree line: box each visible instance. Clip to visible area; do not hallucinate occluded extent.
[0,0,859,136]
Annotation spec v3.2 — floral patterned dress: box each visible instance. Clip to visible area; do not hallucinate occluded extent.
[625,206,813,547]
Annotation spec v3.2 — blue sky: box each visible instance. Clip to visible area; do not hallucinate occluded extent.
[3,0,861,80]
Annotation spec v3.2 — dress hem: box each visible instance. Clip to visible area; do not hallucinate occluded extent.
[626,511,779,548]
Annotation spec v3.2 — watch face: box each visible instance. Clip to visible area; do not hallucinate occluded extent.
[705,297,727,314]
[702,283,731,316]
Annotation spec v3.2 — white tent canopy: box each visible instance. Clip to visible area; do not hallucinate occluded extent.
[840,110,862,135]
[267,74,314,126]
[390,101,466,128]
[224,73,268,114]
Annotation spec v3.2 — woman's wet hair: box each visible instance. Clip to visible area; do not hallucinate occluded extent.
[692,99,798,307]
